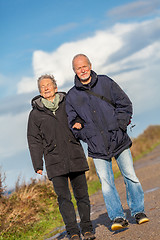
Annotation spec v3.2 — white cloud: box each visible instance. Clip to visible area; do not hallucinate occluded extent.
[17,17,160,116]
[1,14,160,189]
[107,0,160,19]
[0,111,29,158]
[17,77,37,94]
[31,30,121,88]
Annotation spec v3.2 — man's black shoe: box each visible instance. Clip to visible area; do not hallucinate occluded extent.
[111,217,129,231]
[135,212,149,224]
[84,231,96,240]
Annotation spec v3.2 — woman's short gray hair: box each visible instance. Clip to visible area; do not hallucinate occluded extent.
[37,74,57,92]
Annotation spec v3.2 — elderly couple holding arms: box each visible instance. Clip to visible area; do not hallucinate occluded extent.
[27,54,149,240]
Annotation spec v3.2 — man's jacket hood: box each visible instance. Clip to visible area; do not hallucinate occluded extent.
[74,70,98,90]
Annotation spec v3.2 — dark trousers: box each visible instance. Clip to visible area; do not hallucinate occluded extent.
[52,171,93,237]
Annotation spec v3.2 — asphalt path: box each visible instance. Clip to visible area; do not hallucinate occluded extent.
[46,145,160,240]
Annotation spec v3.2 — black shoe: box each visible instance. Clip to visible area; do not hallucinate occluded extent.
[83,231,96,240]
[70,234,81,240]
[135,212,149,224]
[111,218,129,231]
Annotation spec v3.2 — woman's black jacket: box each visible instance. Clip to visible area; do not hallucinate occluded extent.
[27,93,89,180]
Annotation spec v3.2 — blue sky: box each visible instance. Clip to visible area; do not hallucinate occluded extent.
[0,0,160,190]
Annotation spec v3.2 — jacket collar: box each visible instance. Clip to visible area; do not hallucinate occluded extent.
[74,70,98,90]
[31,92,66,110]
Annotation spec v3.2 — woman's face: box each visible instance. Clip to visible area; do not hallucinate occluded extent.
[39,78,57,101]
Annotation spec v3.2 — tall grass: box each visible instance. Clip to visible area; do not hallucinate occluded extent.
[0,177,62,239]
[131,125,160,159]
[0,125,160,239]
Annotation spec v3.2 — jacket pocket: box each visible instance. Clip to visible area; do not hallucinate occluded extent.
[108,127,127,152]
[107,122,119,131]
[45,154,60,167]
[69,139,81,146]
[44,140,57,155]
[85,127,106,154]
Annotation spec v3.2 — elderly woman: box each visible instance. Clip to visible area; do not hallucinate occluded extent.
[27,74,95,240]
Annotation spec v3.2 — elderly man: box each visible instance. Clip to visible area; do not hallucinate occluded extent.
[65,54,149,231]
[27,74,95,240]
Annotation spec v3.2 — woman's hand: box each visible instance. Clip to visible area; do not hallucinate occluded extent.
[37,170,43,175]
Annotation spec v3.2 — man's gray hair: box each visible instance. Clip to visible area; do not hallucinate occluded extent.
[37,74,57,92]
[72,54,91,71]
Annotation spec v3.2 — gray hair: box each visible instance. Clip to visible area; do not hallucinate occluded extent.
[37,74,57,92]
[72,54,91,71]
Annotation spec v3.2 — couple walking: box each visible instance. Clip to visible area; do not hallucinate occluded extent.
[27,54,149,240]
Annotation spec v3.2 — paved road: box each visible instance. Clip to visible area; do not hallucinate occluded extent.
[47,145,160,240]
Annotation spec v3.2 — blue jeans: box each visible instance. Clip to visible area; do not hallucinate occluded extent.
[93,148,144,220]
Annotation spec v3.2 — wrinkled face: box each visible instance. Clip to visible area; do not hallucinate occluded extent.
[73,56,92,84]
[39,78,57,101]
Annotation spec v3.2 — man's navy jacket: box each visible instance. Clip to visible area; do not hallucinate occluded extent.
[66,70,132,159]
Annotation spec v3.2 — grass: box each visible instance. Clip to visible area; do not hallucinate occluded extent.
[0,178,102,240]
[0,125,160,239]
[0,178,62,240]
[130,125,160,160]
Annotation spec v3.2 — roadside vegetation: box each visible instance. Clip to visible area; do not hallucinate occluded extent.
[0,125,160,240]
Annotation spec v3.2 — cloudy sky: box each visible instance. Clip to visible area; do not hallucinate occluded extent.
[1,0,160,190]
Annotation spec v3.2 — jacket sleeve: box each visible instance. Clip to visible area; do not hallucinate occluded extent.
[27,111,44,172]
[65,94,85,140]
[111,80,133,131]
